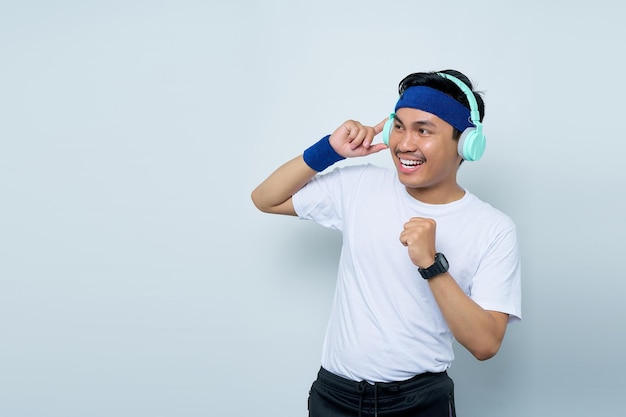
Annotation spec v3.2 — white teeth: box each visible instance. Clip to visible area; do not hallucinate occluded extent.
[400,158,423,167]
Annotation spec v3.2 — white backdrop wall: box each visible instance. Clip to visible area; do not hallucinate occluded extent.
[1,1,625,416]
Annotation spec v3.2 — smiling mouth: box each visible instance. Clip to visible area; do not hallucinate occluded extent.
[399,158,424,168]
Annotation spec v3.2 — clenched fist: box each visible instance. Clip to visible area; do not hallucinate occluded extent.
[399,217,438,269]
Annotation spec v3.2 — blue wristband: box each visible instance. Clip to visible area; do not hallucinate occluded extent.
[303,135,345,172]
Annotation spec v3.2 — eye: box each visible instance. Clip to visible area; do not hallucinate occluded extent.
[393,122,404,131]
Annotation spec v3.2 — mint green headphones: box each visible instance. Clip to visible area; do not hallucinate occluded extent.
[382,73,486,161]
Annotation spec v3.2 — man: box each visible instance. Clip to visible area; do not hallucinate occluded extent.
[251,69,522,417]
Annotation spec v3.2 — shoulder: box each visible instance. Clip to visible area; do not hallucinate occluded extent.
[464,192,517,232]
[296,164,396,209]
[312,163,394,185]
[331,163,390,176]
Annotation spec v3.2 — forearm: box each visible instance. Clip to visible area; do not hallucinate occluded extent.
[427,273,508,360]
[251,155,316,215]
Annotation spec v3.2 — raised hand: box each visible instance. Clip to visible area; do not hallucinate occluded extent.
[328,118,389,158]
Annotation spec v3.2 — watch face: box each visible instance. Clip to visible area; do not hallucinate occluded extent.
[436,253,449,269]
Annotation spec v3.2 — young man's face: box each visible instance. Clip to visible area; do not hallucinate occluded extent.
[388,107,464,203]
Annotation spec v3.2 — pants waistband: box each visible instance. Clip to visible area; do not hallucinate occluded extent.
[316,366,448,396]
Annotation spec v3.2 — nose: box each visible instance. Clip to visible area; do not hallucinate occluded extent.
[395,129,418,152]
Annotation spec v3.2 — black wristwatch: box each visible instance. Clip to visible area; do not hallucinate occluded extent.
[418,253,449,280]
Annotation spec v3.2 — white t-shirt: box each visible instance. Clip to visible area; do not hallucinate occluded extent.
[292,164,522,383]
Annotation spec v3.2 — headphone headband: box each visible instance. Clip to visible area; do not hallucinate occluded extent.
[436,72,481,129]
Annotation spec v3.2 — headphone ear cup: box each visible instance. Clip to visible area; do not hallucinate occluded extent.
[382,114,394,146]
[382,120,391,146]
[458,129,486,161]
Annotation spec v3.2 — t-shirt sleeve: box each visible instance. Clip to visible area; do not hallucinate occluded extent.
[292,167,346,231]
[469,218,523,323]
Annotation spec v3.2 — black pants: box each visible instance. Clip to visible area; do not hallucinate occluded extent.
[308,367,456,417]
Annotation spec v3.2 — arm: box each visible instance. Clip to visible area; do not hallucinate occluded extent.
[426,273,508,360]
[250,155,316,216]
[251,119,388,216]
[400,217,508,360]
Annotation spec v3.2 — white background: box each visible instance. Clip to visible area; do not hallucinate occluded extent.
[2,1,625,416]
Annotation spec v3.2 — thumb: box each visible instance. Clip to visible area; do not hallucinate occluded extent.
[373,117,389,134]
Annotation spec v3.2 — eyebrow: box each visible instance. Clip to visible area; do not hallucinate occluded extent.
[394,114,437,129]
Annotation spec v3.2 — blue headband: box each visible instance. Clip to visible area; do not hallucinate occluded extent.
[395,86,473,132]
